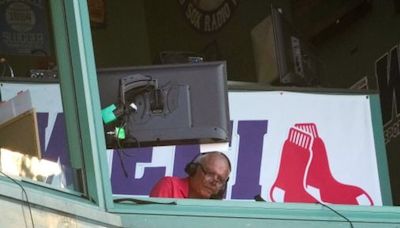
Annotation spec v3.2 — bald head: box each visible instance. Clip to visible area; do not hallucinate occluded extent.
[197,152,231,172]
[188,151,231,199]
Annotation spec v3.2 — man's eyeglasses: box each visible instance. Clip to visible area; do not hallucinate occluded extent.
[197,163,228,187]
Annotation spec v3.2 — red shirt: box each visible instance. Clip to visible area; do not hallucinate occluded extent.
[150,176,189,198]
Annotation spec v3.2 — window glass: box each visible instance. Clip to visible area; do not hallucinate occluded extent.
[90,1,272,200]
[0,0,84,194]
[89,1,395,206]
[90,1,270,83]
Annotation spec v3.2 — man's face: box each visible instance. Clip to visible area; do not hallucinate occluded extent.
[188,155,230,199]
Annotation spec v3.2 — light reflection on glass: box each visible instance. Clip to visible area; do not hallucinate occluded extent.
[0,148,63,186]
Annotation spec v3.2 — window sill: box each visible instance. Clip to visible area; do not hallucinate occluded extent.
[0,177,121,227]
[110,196,400,225]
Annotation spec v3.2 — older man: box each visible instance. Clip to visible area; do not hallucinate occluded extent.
[150,151,231,199]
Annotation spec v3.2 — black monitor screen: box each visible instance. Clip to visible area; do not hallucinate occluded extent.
[97,61,230,148]
[252,6,322,86]
[271,6,321,86]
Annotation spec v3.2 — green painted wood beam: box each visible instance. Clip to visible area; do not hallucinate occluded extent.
[113,199,400,227]
[49,0,113,208]
[370,94,393,205]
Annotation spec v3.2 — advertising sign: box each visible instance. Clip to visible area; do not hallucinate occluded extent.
[110,91,382,205]
[0,0,50,55]
[0,83,385,205]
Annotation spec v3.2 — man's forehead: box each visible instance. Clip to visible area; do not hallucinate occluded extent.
[203,153,225,162]
[203,154,230,170]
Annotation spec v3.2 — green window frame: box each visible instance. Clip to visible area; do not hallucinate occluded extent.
[0,1,119,226]
[49,0,113,208]
[4,1,394,227]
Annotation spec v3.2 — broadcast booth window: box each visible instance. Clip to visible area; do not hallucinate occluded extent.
[96,62,233,200]
[0,0,87,197]
[92,3,388,205]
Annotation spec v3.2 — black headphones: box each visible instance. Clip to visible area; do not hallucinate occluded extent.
[184,152,231,199]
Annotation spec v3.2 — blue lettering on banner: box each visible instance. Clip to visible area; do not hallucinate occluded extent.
[36,112,75,186]
[109,120,268,198]
[172,144,201,177]
[111,147,166,195]
[38,111,270,199]
[37,112,69,165]
[111,144,201,195]
[231,120,267,199]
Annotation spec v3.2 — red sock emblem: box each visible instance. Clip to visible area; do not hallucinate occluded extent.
[295,123,374,206]
[269,123,374,205]
[269,127,318,203]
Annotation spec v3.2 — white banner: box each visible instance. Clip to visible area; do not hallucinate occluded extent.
[0,83,383,205]
[228,91,380,205]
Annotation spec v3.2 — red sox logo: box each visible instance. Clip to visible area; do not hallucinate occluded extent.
[270,123,374,205]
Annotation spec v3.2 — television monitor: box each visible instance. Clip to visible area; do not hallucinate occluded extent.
[251,6,322,86]
[97,61,230,148]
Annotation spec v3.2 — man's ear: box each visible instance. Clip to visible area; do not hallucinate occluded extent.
[185,152,207,176]
[184,162,198,176]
